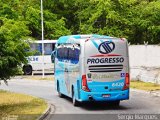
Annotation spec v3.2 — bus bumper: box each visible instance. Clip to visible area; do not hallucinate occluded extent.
[78,89,129,102]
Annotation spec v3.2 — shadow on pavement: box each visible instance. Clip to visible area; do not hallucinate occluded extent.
[80,102,128,111]
[32,73,54,75]
[62,95,129,111]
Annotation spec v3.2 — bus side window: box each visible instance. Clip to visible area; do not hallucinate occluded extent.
[44,43,52,55]
[30,43,42,55]
[38,43,42,55]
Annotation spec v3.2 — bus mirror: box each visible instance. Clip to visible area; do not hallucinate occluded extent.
[51,51,55,63]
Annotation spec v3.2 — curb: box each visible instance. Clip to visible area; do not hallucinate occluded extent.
[131,89,160,97]
[38,103,52,120]
[150,90,160,97]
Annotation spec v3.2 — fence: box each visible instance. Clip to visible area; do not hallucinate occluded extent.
[129,45,160,84]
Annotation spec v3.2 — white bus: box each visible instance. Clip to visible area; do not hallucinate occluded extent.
[23,40,57,75]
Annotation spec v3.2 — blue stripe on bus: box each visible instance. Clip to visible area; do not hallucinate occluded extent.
[91,40,99,48]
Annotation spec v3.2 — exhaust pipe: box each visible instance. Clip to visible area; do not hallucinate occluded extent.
[88,95,94,101]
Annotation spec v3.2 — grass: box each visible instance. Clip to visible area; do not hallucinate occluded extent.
[18,75,54,81]
[130,80,160,91]
[0,90,48,120]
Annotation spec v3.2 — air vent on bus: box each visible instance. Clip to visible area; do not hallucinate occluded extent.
[88,64,123,72]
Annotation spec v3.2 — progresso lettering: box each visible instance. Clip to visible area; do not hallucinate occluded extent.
[87,57,124,64]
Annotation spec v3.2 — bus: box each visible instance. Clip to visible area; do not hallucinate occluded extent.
[23,40,57,75]
[53,35,129,106]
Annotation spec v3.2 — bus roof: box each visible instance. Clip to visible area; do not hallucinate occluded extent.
[27,40,57,44]
[57,34,116,44]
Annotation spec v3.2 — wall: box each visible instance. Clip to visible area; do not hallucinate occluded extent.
[129,45,160,84]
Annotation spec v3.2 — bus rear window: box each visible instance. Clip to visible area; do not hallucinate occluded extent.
[56,45,80,64]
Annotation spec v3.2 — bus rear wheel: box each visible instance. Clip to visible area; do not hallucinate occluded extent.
[23,65,32,75]
[72,87,79,106]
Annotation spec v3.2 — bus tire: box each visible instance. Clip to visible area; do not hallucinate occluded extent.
[23,65,32,75]
[111,100,120,107]
[57,81,64,98]
[72,87,79,106]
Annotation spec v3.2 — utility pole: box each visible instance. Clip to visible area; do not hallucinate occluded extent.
[41,0,45,78]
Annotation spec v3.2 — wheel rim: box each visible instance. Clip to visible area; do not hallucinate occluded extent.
[25,67,31,74]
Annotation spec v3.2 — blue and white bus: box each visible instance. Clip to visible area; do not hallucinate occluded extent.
[53,35,129,106]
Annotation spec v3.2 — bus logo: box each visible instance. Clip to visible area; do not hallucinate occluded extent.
[98,41,115,54]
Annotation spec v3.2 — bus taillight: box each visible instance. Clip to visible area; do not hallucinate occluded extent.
[82,75,90,92]
[123,73,130,90]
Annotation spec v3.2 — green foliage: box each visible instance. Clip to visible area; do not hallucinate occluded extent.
[0,18,30,80]
[1,0,159,43]
[0,0,160,79]
[74,0,160,44]
[0,0,71,79]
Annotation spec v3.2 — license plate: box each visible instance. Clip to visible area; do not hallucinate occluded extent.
[102,94,110,98]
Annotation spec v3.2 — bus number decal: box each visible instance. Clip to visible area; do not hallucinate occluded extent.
[112,82,124,87]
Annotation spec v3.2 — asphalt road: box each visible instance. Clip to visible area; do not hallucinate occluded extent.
[0,77,160,120]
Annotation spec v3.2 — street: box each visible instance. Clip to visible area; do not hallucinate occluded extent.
[0,77,160,119]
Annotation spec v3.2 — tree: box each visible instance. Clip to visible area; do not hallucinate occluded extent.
[24,0,71,40]
[74,0,160,44]
[0,18,31,80]
[0,0,159,80]
[0,0,71,80]
[0,0,159,43]
[0,0,71,40]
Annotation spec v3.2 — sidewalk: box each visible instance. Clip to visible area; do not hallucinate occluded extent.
[150,90,160,97]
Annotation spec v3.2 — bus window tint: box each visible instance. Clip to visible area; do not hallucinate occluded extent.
[30,43,42,55]
[63,47,68,59]
[44,43,52,55]
[57,45,80,63]
[68,48,74,60]
[68,47,80,64]
[75,48,80,61]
